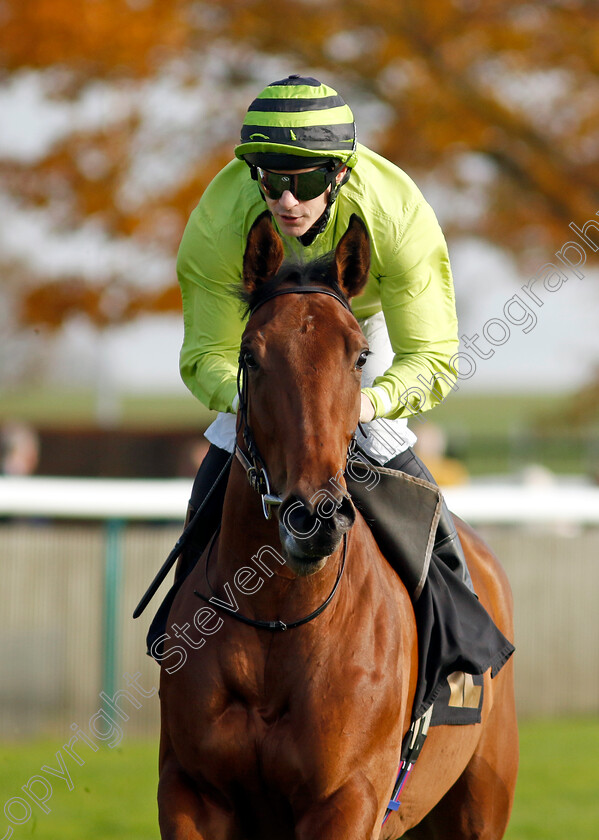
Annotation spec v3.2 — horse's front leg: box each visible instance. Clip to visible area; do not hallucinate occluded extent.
[294,776,381,840]
[158,751,236,840]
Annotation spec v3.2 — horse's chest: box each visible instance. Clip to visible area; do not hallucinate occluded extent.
[196,649,388,790]
[203,692,336,800]
[167,608,404,799]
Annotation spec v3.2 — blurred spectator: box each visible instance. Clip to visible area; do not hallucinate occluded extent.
[413,423,469,487]
[1,422,40,476]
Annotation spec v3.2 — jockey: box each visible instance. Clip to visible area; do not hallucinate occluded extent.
[175,74,474,593]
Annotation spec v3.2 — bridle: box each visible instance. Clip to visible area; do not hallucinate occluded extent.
[131,286,358,623]
[194,284,356,632]
[235,358,281,520]
[235,284,354,519]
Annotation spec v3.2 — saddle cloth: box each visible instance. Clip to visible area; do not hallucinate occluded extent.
[347,464,514,723]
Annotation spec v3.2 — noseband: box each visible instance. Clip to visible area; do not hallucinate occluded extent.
[235,285,354,519]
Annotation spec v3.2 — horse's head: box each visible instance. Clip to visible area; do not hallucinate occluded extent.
[238,211,371,575]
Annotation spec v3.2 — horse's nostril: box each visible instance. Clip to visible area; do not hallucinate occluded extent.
[336,494,356,528]
[280,492,355,541]
[280,495,320,540]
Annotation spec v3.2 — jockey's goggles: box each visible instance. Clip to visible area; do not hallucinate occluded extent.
[256,162,345,202]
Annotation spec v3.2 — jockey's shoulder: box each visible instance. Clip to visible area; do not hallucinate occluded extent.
[187,158,264,240]
[344,143,429,223]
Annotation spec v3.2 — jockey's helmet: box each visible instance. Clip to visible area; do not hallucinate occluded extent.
[235,75,358,173]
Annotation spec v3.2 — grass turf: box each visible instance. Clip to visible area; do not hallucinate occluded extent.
[505,717,599,840]
[1,717,597,838]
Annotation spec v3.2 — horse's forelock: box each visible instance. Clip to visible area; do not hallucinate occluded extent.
[239,252,347,317]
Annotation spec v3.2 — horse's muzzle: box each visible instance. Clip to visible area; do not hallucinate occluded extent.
[278,492,355,572]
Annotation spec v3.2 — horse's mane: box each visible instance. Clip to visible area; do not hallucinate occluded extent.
[238,252,348,317]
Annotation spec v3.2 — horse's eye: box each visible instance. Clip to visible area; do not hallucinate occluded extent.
[355,350,370,370]
[243,350,259,370]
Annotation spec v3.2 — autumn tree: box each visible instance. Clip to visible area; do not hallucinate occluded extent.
[1,0,598,378]
[222,0,599,252]
[0,0,264,361]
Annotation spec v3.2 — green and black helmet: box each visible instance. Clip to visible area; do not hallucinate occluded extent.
[235,75,358,171]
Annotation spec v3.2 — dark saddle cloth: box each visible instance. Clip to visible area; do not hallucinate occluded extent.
[346,465,514,719]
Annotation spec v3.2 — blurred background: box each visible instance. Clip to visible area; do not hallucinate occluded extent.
[1,1,598,838]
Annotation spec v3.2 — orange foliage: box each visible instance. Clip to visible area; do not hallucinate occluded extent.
[1,0,189,77]
[2,0,599,331]
[22,279,104,328]
[223,0,599,247]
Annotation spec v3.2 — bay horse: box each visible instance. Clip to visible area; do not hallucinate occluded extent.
[157,213,518,839]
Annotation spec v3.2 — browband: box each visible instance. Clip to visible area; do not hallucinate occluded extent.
[249,285,352,316]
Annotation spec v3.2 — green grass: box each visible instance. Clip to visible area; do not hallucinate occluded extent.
[413,391,599,477]
[0,388,571,435]
[4,387,599,476]
[0,388,215,430]
[1,718,598,838]
[0,740,160,839]
[426,391,568,437]
[505,717,599,840]
[2,388,565,434]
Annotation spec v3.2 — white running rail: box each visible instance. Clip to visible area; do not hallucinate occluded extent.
[1,476,599,524]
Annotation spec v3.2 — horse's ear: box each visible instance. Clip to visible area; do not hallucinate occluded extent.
[243,211,285,294]
[334,214,370,299]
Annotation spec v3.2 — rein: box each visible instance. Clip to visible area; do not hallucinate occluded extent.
[193,531,347,632]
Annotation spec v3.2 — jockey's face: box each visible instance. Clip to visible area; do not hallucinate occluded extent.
[263,166,347,238]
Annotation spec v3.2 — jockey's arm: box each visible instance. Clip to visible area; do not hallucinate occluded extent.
[359,198,459,422]
[177,209,244,415]
[177,173,459,425]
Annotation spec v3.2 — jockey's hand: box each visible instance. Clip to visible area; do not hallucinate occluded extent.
[360,393,376,423]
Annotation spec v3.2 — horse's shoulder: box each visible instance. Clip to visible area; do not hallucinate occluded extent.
[350,510,417,611]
